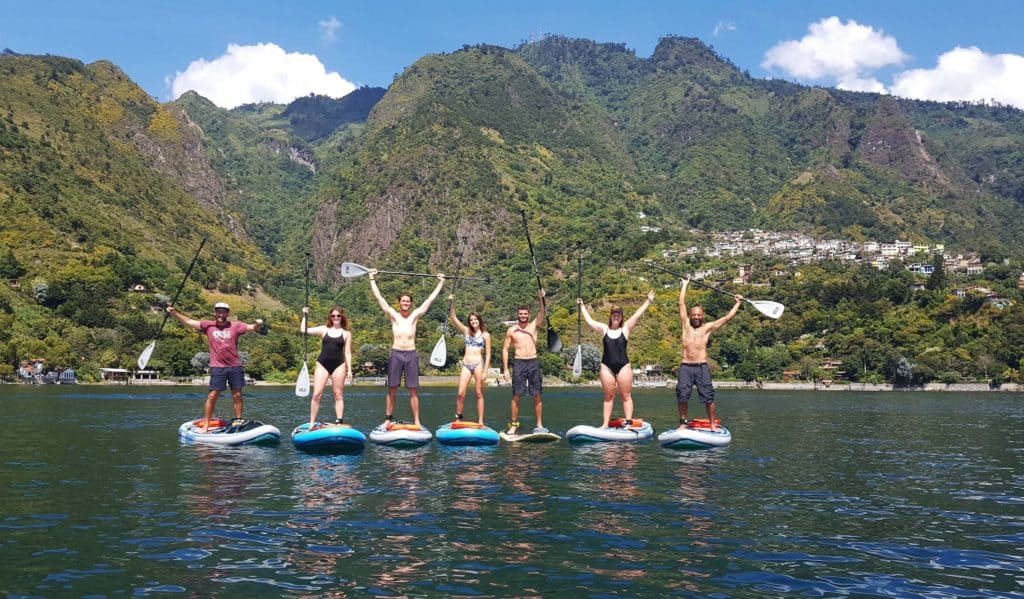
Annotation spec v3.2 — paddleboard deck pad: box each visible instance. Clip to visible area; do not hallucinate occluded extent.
[178,418,281,446]
[658,419,731,450]
[291,422,367,452]
[435,421,499,446]
[499,425,561,443]
[369,421,432,448]
[566,418,654,443]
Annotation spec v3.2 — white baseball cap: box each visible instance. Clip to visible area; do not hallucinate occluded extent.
[214,302,231,310]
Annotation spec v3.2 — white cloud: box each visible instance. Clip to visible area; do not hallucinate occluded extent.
[891,46,1024,109]
[836,76,887,94]
[319,16,341,43]
[762,17,907,82]
[170,43,356,108]
[713,21,736,37]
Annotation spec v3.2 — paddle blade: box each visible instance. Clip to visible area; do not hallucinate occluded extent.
[572,345,582,378]
[137,341,156,371]
[547,327,562,353]
[295,362,310,397]
[429,335,447,367]
[340,262,368,278]
[749,300,785,320]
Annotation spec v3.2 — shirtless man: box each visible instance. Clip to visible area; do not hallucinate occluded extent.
[502,290,547,434]
[677,278,742,432]
[368,270,445,426]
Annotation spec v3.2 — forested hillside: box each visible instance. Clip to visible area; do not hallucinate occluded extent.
[1,37,1023,385]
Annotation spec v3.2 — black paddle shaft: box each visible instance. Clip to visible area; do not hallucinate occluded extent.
[445,238,468,330]
[519,209,561,351]
[577,247,583,343]
[647,262,739,300]
[303,254,310,360]
[157,237,207,338]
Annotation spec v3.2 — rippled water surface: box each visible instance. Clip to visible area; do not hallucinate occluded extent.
[1,386,1022,597]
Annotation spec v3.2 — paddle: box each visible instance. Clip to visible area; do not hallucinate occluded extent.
[295,255,311,397]
[572,247,583,378]
[340,262,486,282]
[645,261,785,319]
[519,209,562,353]
[137,237,207,370]
[430,242,467,367]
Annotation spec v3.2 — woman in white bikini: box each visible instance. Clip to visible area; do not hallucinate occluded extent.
[448,294,492,425]
[300,306,353,426]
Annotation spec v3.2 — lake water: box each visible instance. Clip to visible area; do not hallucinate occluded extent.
[1,385,1021,597]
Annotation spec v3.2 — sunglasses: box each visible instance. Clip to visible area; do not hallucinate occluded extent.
[330,314,343,318]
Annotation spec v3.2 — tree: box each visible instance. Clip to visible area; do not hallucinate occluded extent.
[925,254,947,291]
[0,247,25,279]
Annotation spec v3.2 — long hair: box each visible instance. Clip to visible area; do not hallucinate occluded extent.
[607,306,624,329]
[467,311,487,336]
[325,306,349,329]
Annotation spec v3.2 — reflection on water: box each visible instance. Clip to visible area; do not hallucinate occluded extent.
[0,386,1022,596]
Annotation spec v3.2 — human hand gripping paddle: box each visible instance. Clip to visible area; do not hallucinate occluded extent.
[645,261,785,319]
[519,209,562,353]
[137,237,207,370]
[430,241,467,367]
[295,254,311,397]
[572,246,583,378]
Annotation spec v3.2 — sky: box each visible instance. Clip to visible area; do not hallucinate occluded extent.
[2,0,1023,110]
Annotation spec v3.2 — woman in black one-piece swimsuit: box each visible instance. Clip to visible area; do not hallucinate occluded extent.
[300,306,353,426]
[577,289,656,428]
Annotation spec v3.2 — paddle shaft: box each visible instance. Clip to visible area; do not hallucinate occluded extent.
[647,262,742,301]
[157,237,207,339]
[376,269,485,281]
[445,240,467,328]
[303,254,310,360]
[519,210,557,332]
[577,249,582,343]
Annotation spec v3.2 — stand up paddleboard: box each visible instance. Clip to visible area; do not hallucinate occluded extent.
[291,422,366,453]
[435,421,499,446]
[368,421,433,448]
[498,425,561,443]
[566,418,654,443]
[178,418,281,446]
[658,419,731,450]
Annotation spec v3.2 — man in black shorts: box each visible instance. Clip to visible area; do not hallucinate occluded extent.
[502,290,547,434]
[677,278,742,432]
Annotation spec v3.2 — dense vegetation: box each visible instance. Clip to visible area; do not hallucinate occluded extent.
[1,38,1023,386]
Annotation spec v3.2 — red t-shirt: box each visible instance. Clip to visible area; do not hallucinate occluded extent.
[199,320,249,368]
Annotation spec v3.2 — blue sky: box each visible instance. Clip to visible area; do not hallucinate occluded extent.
[2,0,1023,109]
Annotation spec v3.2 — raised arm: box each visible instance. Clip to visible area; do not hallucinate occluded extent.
[411,273,446,320]
[244,318,264,334]
[447,294,468,335]
[576,298,605,334]
[367,270,398,320]
[300,307,327,336]
[707,295,743,332]
[624,289,656,333]
[167,305,202,331]
[678,279,692,333]
[533,288,547,329]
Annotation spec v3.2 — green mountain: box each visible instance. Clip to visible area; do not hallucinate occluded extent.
[2,37,1024,385]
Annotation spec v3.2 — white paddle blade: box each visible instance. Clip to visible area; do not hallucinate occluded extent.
[137,341,156,370]
[572,345,582,378]
[340,262,369,278]
[749,300,785,320]
[295,362,310,397]
[429,335,447,367]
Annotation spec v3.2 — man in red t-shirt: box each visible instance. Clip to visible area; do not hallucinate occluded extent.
[168,301,263,432]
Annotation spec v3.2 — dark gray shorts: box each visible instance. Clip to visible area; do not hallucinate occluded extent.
[210,366,245,391]
[512,358,542,397]
[387,349,420,389]
[676,362,714,405]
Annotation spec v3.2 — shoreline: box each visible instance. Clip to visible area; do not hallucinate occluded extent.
[58,377,1023,392]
